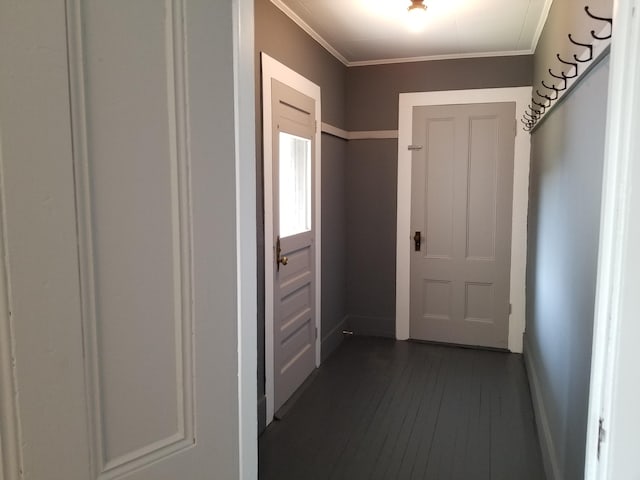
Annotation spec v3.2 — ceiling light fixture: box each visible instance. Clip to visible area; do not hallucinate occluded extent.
[407,0,427,32]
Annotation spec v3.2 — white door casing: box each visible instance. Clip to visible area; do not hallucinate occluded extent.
[0,1,257,478]
[262,53,322,425]
[410,102,516,349]
[397,87,532,353]
[585,0,640,478]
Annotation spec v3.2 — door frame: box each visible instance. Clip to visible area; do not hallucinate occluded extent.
[261,53,322,425]
[584,0,640,477]
[395,87,532,353]
[234,0,258,477]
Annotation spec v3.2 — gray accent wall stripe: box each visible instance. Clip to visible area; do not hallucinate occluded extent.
[346,55,533,131]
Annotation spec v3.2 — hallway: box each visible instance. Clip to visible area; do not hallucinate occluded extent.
[259,337,545,480]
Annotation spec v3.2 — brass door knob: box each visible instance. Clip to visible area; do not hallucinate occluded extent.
[276,235,288,271]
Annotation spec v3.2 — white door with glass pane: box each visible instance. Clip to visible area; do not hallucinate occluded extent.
[271,79,317,413]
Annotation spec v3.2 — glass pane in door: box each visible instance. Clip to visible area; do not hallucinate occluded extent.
[279,132,311,237]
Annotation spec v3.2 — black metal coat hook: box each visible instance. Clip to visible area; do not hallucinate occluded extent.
[568,34,593,62]
[524,111,538,121]
[542,79,566,93]
[532,99,547,111]
[537,89,557,102]
[521,118,534,128]
[585,6,613,40]
[556,54,578,78]
[528,105,544,116]
[548,69,570,84]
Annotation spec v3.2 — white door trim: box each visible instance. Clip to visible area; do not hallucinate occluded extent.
[261,53,322,425]
[396,87,532,352]
[585,0,640,477]
[233,0,257,478]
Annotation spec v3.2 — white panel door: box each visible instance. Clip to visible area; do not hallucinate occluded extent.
[271,80,317,413]
[0,1,244,479]
[410,102,516,349]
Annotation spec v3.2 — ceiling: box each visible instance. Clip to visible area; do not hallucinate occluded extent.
[272,0,553,66]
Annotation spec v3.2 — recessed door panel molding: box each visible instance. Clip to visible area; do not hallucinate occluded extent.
[280,323,314,372]
[464,282,495,324]
[421,280,452,320]
[67,1,195,477]
[280,285,312,328]
[466,116,499,261]
[425,118,455,260]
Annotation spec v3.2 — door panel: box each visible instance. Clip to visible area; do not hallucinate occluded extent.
[0,1,243,478]
[410,103,515,349]
[425,118,455,259]
[271,80,316,413]
[77,1,194,471]
[467,117,499,259]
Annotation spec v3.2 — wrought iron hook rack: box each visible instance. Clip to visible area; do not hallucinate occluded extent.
[521,5,612,132]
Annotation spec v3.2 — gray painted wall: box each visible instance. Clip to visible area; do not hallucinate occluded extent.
[525,2,611,476]
[254,0,346,130]
[344,57,533,338]
[347,55,533,131]
[345,139,398,338]
[321,134,349,358]
[254,0,348,432]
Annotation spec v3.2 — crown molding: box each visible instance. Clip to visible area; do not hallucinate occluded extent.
[270,0,349,66]
[530,0,554,53]
[348,50,533,67]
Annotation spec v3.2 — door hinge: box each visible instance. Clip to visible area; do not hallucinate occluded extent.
[315,327,318,340]
[315,120,318,133]
[408,145,423,151]
[509,303,512,314]
[515,118,518,137]
[597,417,606,459]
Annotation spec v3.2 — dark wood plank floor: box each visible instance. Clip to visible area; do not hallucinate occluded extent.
[259,336,545,480]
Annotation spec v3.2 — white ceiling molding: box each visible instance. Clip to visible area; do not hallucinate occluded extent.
[348,50,533,67]
[270,0,349,66]
[530,0,554,53]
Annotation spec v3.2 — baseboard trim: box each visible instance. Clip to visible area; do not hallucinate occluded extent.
[346,314,395,338]
[523,333,561,480]
[321,315,347,362]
